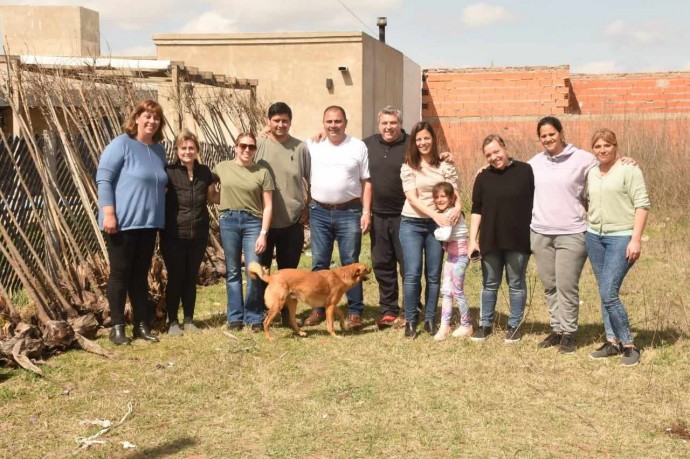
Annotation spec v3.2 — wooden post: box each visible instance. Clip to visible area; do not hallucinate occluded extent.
[10,57,22,138]
[170,63,183,131]
[41,129,60,283]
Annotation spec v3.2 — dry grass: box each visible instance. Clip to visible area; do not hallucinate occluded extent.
[1,214,688,458]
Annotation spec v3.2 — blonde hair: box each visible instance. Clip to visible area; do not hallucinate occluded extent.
[175,128,200,150]
[591,128,618,148]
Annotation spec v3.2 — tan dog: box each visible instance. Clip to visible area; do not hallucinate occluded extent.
[247,262,371,340]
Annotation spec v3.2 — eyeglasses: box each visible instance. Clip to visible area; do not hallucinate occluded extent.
[237,143,257,152]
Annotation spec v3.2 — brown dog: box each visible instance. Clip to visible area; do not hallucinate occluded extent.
[247,262,371,340]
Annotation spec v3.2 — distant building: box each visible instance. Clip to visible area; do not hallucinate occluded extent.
[153,32,422,139]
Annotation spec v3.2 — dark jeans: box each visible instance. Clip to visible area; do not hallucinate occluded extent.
[479,250,530,329]
[260,222,305,321]
[160,235,208,323]
[370,213,404,317]
[105,229,157,326]
[309,202,364,314]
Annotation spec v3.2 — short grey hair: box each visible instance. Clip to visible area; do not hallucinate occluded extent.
[377,105,403,124]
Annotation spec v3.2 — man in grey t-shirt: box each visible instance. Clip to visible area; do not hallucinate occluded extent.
[255,102,311,325]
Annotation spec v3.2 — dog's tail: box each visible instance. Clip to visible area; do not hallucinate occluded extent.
[247,261,271,283]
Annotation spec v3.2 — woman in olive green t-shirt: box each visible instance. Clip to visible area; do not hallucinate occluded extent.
[211,133,274,332]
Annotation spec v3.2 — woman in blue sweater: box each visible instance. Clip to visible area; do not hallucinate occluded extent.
[96,100,168,345]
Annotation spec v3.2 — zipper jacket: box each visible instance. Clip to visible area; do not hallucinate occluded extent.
[163,161,215,240]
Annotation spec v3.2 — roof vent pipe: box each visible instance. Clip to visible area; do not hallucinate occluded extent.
[377,17,387,43]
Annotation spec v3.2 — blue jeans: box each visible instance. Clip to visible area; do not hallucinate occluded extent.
[479,251,530,329]
[219,210,263,325]
[309,202,364,314]
[399,217,443,323]
[585,232,634,345]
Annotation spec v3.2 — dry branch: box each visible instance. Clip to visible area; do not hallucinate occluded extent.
[0,55,263,371]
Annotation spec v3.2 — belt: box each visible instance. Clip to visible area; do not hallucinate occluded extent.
[312,197,360,210]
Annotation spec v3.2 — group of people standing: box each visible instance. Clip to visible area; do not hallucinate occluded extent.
[97,99,649,366]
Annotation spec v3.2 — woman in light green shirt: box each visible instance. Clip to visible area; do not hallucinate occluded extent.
[585,128,649,366]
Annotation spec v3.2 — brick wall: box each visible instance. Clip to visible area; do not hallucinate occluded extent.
[423,66,571,118]
[570,73,690,114]
[423,66,690,161]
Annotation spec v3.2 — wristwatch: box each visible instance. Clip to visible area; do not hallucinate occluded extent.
[260,230,268,235]
[362,210,371,216]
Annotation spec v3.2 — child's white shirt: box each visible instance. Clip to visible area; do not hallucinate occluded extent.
[434,209,468,241]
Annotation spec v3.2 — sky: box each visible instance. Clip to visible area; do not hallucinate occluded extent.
[2,0,688,73]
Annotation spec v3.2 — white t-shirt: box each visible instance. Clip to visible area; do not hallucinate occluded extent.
[307,135,370,204]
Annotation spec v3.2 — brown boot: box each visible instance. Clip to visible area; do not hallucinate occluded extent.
[347,313,363,331]
[303,309,326,326]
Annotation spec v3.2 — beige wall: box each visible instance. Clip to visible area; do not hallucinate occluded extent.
[402,56,422,133]
[0,5,99,57]
[154,32,418,142]
[361,34,404,137]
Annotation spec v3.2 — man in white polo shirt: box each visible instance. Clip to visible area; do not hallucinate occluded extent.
[304,105,372,330]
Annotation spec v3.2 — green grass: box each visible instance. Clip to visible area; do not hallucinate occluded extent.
[1,214,689,458]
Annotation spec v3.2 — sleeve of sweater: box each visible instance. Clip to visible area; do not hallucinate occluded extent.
[96,136,126,208]
[400,163,416,193]
[626,165,651,209]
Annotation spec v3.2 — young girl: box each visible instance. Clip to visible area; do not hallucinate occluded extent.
[432,182,473,341]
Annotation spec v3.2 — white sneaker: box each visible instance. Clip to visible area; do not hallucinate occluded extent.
[434,323,451,341]
[452,324,473,338]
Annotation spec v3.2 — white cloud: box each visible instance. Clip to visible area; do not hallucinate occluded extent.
[602,19,664,46]
[0,0,190,31]
[572,60,624,74]
[604,19,624,37]
[630,27,663,45]
[461,2,514,29]
[180,11,236,33]
[202,0,402,32]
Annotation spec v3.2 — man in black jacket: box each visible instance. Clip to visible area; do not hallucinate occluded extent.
[364,106,408,329]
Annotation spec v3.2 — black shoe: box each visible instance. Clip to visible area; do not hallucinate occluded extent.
[423,320,438,336]
[109,324,130,346]
[620,346,641,366]
[404,321,417,339]
[558,333,576,354]
[504,326,521,343]
[589,342,622,360]
[132,321,159,342]
[470,326,493,341]
[227,321,243,331]
[537,331,563,349]
[250,323,262,333]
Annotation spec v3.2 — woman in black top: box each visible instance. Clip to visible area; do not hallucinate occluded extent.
[468,134,534,343]
[161,129,216,335]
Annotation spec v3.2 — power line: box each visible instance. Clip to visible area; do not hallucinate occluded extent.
[334,0,376,34]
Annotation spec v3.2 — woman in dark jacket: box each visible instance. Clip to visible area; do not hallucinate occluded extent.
[161,129,216,335]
